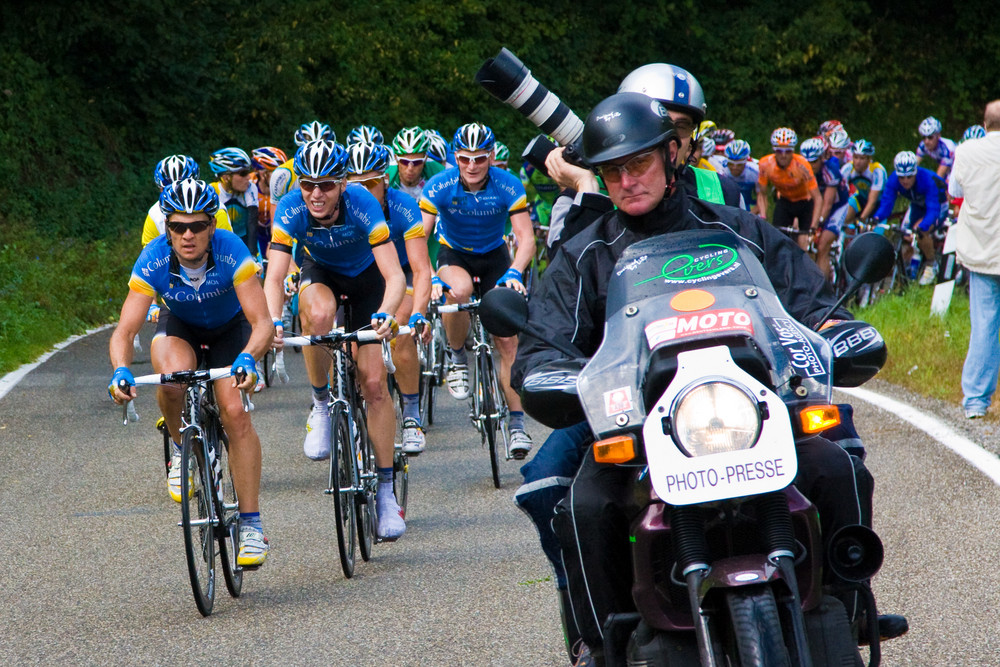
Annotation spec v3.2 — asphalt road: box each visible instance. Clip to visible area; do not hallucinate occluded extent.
[2,327,1000,665]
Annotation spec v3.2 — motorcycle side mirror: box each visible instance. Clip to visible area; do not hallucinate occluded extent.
[816,232,896,329]
[843,232,895,284]
[480,287,529,337]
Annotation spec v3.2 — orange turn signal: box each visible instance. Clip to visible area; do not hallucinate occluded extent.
[800,404,841,434]
[593,434,637,464]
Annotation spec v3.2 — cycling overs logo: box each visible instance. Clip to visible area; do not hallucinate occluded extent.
[635,243,739,286]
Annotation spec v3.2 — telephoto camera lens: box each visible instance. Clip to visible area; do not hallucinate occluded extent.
[476,47,585,146]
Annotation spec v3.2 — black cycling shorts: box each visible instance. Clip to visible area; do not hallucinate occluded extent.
[437,244,511,294]
[154,310,251,369]
[772,197,814,231]
[299,256,386,331]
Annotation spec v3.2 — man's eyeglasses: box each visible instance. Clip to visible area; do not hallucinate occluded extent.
[299,179,342,193]
[397,157,426,167]
[456,153,490,165]
[166,220,212,234]
[232,169,253,177]
[773,148,794,154]
[595,149,659,184]
[348,176,384,189]
[671,117,695,138]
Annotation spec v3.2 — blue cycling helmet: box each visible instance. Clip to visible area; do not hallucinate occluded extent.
[159,179,220,217]
[453,122,495,152]
[799,137,825,162]
[894,151,918,177]
[346,125,384,146]
[853,139,876,156]
[724,139,751,163]
[425,130,448,163]
[208,147,252,175]
[153,155,199,189]
[294,121,335,147]
[293,140,349,179]
[346,141,390,175]
[962,124,987,142]
[918,116,942,137]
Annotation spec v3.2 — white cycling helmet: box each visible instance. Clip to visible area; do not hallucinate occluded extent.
[618,63,707,123]
[893,151,918,177]
[918,116,942,137]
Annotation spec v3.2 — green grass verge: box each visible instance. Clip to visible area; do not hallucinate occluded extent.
[854,284,970,404]
[0,225,137,375]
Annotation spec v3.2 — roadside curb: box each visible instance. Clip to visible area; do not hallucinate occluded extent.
[0,324,114,402]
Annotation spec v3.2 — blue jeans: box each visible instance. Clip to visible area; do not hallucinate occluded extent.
[513,421,593,589]
[962,271,1000,411]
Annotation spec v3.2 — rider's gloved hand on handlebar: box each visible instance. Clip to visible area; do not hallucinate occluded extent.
[231,352,258,391]
[431,276,449,302]
[497,267,526,294]
[108,366,135,404]
[371,312,399,340]
[283,271,300,297]
[408,312,431,343]
[146,303,160,323]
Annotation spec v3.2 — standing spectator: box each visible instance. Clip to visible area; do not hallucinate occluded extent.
[949,100,1000,419]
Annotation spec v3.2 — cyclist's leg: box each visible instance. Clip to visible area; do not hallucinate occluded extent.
[298,260,342,459]
[437,249,474,399]
[150,319,199,503]
[392,289,425,453]
[817,206,846,281]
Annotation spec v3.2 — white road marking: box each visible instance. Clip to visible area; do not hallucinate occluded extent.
[0,324,114,401]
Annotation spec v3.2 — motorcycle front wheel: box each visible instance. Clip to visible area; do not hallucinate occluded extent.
[724,585,791,667]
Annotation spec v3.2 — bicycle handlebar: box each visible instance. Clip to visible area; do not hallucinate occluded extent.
[283,326,412,375]
[432,299,481,314]
[118,367,248,426]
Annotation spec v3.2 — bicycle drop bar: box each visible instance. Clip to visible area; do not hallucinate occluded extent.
[119,367,243,425]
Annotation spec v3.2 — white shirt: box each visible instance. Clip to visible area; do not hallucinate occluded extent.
[951,131,1000,274]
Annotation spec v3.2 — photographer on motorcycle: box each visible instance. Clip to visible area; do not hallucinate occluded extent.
[511,92,904,665]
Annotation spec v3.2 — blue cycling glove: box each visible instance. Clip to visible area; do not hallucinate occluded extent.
[231,352,258,386]
[496,267,523,287]
[408,312,428,334]
[372,312,400,335]
[108,366,135,400]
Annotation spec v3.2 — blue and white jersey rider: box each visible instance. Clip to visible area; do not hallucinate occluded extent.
[419,166,528,253]
[384,187,424,269]
[271,185,390,277]
[872,155,948,232]
[129,229,259,328]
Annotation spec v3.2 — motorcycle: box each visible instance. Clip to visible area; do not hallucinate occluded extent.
[481,229,896,667]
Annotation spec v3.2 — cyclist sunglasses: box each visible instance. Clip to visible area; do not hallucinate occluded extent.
[670,117,695,138]
[166,220,212,234]
[299,179,342,193]
[595,149,658,184]
[232,169,253,177]
[397,157,426,167]
[349,176,384,189]
[456,153,491,165]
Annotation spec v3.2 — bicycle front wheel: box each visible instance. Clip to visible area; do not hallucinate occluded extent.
[213,427,242,598]
[329,405,357,578]
[180,429,216,616]
[355,407,376,560]
[477,350,501,489]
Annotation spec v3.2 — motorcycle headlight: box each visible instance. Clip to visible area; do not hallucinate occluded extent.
[672,381,762,457]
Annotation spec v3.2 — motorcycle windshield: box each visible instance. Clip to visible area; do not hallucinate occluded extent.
[578,229,833,437]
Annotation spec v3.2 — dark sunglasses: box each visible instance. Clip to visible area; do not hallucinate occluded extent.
[166,220,212,234]
[299,179,342,193]
[231,169,253,177]
[348,176,384,189]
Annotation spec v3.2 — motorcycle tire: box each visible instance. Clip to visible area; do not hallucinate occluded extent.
[724,586,791,667]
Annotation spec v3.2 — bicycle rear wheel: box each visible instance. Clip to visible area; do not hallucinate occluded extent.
[329,405,357,578]
[214,427,243,598]
[477,350,501,489]
[262,348,273,387]
[180,429,216,616]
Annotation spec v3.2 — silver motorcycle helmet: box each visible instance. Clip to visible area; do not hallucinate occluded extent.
[618,63,707,124]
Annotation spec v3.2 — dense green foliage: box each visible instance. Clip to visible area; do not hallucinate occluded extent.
[0,0,995,376]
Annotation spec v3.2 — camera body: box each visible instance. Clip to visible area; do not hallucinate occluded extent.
[521,135,589,178]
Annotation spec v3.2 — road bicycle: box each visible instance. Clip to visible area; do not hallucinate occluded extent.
[284,324,409,578]
[419,301,448,428]
[437,295,512,488]
[119,366,251,616]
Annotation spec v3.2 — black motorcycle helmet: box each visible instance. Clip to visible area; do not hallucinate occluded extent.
[581,92,678,165]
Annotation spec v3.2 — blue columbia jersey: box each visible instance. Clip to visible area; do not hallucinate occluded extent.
[820,155,850,210]
[873,167,948,228]
[419,166,528,254]
[916,137,957,168]
[128,230,258,329]
[384,187,425,268]
[271,185,390,277]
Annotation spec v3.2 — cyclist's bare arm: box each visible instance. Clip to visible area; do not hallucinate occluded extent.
[421,210,436,240]
[936,163,949,179]
[404,235,433,320]
[372,242,407,338]
[756,187,769,219]
[809,186,822,228]
[817,186,837,229]
[509,210,536,277]
[233,277,275,391]
[263,245,293,347]
[108,289,154,403]
[860,189,882,221]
